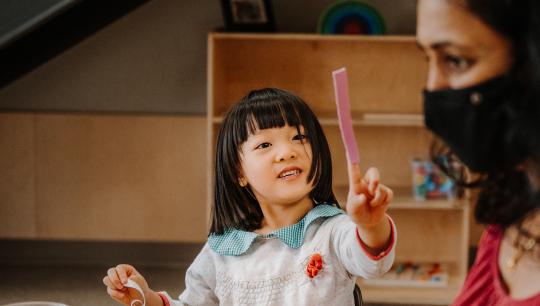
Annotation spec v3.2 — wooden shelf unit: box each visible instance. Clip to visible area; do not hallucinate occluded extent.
[207,33,469,305]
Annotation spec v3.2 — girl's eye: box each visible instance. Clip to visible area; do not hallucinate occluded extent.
[293,134,307,142]
[443,54,474,72]
[255,142,271,150]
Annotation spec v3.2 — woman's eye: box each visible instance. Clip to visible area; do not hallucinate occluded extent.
[444,54,473,71]
[255,142,271,149]
[293,134,307,142]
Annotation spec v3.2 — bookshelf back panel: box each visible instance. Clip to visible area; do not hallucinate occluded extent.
[325,125,432,188]
[210,34,428,117]
[391,209,466,263]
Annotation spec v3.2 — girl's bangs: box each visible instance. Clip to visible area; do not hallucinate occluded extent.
[245,99,304,135]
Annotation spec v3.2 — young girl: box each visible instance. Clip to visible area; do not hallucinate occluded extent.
[103,88,396,306]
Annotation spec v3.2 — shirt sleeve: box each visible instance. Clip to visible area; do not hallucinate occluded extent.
[158,243,219,306]
[330,214,397,279]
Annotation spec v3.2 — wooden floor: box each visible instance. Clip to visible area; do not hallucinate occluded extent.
[0,264,443,306]
[0,264,186,306]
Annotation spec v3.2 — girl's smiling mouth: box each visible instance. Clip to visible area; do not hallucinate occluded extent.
[278,167,302,180]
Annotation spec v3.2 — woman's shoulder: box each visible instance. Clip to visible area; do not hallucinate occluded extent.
[482,224,504,244]
[485,224,503,234]
[471,225,503,261]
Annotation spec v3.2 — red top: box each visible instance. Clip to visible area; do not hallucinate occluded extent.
[453,225,540,306]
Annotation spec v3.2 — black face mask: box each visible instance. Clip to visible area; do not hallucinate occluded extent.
[423,75,512,172]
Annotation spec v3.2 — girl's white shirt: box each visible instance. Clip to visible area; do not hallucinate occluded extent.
[159,209,396,306]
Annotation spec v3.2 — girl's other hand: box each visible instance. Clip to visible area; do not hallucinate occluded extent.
[103,264,150,305]
[346,162,393,228]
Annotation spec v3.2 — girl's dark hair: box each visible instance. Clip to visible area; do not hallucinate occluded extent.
[433,0,540,228]
[210,88,338,235]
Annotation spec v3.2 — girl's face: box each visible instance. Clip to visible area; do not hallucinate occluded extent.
[238,124,314,208]
[416,0,513,91]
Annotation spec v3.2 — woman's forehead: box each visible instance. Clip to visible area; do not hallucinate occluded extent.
[416,0,505,52]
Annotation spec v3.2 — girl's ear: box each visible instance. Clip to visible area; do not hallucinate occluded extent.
[239,176,248,187]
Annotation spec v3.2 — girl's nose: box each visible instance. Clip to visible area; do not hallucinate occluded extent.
[276,147,297,162]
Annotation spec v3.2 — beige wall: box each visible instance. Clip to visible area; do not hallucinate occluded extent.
[0,113,36,237]
[0,0,214,242]
[0,113,208,242]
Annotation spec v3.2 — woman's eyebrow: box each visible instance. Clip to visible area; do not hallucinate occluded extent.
[417,40,454,51]
[421,40,476,53]
[431,41,455,51]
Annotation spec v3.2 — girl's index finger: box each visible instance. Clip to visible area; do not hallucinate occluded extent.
[347,160,368,195]
[364,167,380,196]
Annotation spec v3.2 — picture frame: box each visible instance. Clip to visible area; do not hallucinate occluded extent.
[220,0,275,32]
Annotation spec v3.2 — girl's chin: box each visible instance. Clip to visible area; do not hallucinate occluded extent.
[271,195,312,205]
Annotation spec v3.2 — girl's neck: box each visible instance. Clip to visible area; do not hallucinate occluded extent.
[256,198,314,234]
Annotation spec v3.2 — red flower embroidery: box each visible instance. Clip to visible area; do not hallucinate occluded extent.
[306,253,323,278]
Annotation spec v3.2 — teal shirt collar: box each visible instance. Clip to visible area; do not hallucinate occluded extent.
[208,204,344,256]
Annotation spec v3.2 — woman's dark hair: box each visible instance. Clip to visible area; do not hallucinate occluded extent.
[210,88,338,235]
[433,0,540,227]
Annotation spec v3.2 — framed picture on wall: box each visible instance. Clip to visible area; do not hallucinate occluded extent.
[221,0,275,32]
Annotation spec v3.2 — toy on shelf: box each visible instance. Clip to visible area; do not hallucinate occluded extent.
[363,262,449,288]
[317,1,385,35]
[411,158,456,201]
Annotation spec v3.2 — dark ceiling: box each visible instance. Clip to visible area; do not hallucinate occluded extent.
[0,0,149,88]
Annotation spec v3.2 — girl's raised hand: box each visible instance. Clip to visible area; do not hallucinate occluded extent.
[103,264,149,305]
[346,161,393,229]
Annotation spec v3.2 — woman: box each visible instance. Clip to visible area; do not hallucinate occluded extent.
[416,0,540,304]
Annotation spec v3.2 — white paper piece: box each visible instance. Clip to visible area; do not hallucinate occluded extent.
[124,279,146,306]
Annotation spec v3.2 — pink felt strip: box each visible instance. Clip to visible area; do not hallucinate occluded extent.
[332,67,360,164]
